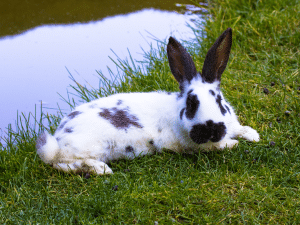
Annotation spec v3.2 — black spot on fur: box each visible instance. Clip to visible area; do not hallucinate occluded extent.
[99,107,143,130]
[117,100,123,105]
[186,91,199,120]
[149,140,154,145]
[64,127,73,133]
[189,120,226,144]
[187,89,193,95]
[216,95,227,116]
[209,90,215,96]
[99,109,109,118]
[177,92,184,99]
[36,133,47,150]
[180,108,185,120]
[225,105,231,114]
[57,120,68,131]
[125,146,134,153]
[68,111,81,119]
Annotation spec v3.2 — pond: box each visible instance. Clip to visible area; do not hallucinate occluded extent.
[0,0,206,142]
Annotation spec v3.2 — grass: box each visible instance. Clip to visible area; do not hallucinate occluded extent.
[1,0,300,223]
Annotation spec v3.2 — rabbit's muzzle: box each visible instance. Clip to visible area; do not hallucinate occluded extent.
[189,120,227,144]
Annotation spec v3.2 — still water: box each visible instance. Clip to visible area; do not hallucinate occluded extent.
[0,1,205,141]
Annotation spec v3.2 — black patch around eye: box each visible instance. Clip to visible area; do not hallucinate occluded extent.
[99,107,143,130]
[225,105,231,114]
[216,95,227,116]
[189,120,226,144]
[68,111,81,119]
[185,92,199,120]
[125,146,134,153]
[209,90,215,96]
[180,108,185,120]
[149,140,154,145]
[64,127,73,133]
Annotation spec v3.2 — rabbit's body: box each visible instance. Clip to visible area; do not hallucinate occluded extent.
[36,28,259,175]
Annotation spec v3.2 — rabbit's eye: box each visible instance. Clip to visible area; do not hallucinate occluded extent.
[216,95,227,116]
[186,92,199,120]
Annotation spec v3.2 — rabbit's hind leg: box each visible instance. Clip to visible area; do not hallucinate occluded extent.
[84,159,113,175]
[53,159,113,175]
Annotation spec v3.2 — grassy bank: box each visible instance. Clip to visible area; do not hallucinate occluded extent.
[1,0,300,223]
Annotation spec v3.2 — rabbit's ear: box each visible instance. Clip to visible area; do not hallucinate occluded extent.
[167,37,197,84]
[201,28,232,83]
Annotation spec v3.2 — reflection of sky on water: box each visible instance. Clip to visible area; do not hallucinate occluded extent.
[0,9,202,138]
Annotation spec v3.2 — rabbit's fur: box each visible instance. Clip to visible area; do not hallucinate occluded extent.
[36,28,259,175]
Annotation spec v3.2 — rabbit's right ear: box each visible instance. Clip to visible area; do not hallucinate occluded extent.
[201,28,232,83]
[167,37,197,85]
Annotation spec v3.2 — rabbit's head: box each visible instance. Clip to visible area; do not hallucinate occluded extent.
[167,28,233,145]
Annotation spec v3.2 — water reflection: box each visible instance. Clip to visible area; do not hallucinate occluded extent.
[0,9,202,140]
[0,0,202,37]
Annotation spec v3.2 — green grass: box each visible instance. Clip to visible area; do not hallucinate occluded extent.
[1,0,300,223]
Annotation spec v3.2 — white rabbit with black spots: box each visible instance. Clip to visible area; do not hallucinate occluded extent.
[36,28,259,175]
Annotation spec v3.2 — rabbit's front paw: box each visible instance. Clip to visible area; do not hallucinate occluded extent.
[215,139,239,149]
[238,126,260,142]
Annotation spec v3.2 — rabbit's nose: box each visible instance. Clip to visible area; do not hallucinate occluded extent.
[189,120,227,144]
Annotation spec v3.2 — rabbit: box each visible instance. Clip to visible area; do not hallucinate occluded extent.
[36,27,259,175]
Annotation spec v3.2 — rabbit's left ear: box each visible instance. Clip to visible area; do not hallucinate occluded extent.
[167,37,197,84]
[201,28,232,83]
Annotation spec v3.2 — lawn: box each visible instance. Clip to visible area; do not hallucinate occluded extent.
[1,0,300,223]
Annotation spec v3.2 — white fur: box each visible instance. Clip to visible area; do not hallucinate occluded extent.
[36,28,259,175]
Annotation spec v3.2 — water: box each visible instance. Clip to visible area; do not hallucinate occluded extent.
[0,3,205,142]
